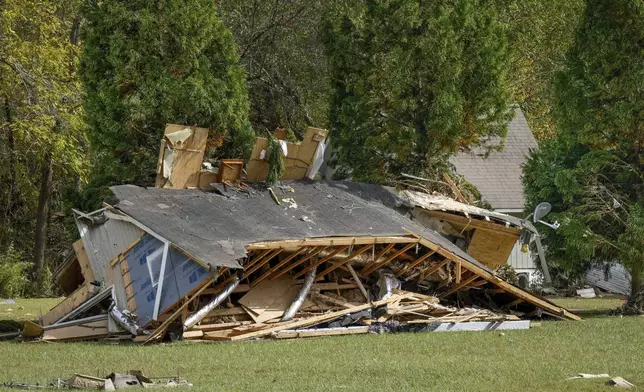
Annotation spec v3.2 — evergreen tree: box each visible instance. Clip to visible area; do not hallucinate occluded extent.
[81,0,254,188]
[524,0,643,301]
[324,0,512,183]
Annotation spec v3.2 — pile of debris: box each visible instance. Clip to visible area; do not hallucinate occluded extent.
[22,124,579,343]
[3,371,191,390]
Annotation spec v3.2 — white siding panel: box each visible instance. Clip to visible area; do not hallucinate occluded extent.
[507,241,535,270]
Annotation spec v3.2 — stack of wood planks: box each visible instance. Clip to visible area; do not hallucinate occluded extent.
[179,287,522,342]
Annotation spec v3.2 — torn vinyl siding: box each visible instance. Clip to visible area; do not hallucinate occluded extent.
[76,217,143,284]
[123,234,209,325]
[507,242,535,270]
[586,263,631,296]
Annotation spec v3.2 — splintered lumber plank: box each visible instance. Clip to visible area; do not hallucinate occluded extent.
[362,243,416,276]
[252,247,308,286]
[292,246,350,279]
[206,307,249,317]
[243,248,283,279]
[360,243,394,276]
[417,259,450,283]
[191,321,251,331]
[246,249,273,269]
[230,293,414,341]
[455,260,462,284]
[144,275,216,343]
[417,237,580,321]
[396,250,436,277]
[42,318,109,341]
[441,275,480,297]
[275,326,369,339]
[312,293,355,309]
[424,211,521,236]
[315,245,372,279]
[346,264,369,301]
[247,236,419,250]
[183,330,204,339]
[271,247,327,280]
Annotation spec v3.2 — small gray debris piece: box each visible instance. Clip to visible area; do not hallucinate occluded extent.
[568,373,610,379]
[157,203,170,209]
[103,378,116,391]
[606,377,634,388]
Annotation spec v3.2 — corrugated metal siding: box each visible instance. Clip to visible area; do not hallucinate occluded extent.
[587,263,631,296]
[507,241,535,270]
[76,218,143,284]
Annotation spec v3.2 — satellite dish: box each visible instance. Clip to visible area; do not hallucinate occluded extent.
[533,202,552,223]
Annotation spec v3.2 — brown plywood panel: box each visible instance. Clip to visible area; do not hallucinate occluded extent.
[155,124,209,189]
[41,285,91,326]
[467,230,518,270]
[246,127,328,183]
[73,239,95,284]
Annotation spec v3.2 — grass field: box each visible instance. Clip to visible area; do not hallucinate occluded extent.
[0,296,640,391]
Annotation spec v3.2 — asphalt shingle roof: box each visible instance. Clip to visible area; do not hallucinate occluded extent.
[450,109,537,212]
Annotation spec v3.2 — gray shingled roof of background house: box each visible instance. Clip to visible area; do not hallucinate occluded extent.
[449,109,537,212]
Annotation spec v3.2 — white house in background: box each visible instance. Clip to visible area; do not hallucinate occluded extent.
[450,108,539,284]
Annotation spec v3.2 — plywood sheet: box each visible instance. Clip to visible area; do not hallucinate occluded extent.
[42,318,109,341]
[238,276,297,322]
[41,284,92,326]
[155,124,209,189]
[246,127,328,182]
[73,239,95,284]
[467,230,517,270]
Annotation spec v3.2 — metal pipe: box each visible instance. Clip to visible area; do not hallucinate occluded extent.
[377,270,401,300]
[183,275,241,331]
[533,234,553,286]
[281,266,317,322]
[109,306,145,335]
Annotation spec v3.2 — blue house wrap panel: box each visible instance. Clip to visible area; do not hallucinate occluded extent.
[125,234,209,325]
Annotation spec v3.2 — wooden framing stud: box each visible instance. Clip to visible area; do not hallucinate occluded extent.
[270,247,327,281]
[251,247,308,287]
[441,275,480,297]
[292,246,350,279]
[246,249,272,269]
[455,260,462,284]
[346,264,369,302]
[316,245,373,280]
[243,248,282,279]
[416,258,450,283]
[362,243,416,276]
[396,250,436,277]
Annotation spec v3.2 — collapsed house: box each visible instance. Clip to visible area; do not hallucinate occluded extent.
[27,125,579,343]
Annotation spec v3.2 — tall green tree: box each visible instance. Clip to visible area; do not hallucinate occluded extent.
[324,0,513,183]
[81,0,254,190]
[523,0,643,300]
[498,0,585,140]
[219,0,331,136]
[1,0,85,292]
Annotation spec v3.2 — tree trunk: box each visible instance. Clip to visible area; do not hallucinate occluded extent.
[33,153,53,292]
[3,96,17,227]
[631,256,643,302]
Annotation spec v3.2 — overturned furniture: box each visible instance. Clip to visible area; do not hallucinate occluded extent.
[33,181,578,343]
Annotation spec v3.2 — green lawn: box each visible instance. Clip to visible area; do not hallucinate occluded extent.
[0,297,641,392]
